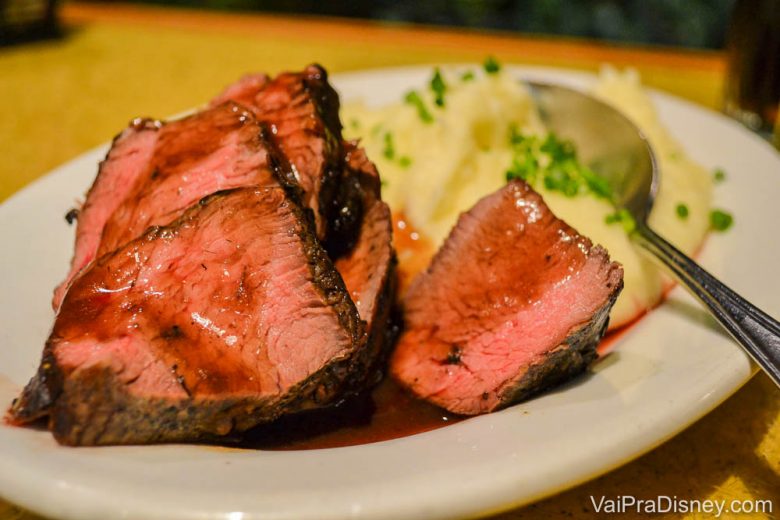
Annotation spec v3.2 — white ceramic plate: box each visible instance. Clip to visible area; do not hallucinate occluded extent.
[0,66,778,520]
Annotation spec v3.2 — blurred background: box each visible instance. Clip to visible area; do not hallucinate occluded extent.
[0,0,737,49]
[1,2,779,519]
[1,0,777,162]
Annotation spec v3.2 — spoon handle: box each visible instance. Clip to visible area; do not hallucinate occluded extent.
[634,224,780,386]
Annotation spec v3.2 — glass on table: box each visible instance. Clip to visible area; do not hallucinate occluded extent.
[722,0,780,139]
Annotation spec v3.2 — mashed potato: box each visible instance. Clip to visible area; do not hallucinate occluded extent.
[342,66,712,330]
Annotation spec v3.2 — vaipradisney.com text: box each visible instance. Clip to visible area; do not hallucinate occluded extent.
[590,495,773,517]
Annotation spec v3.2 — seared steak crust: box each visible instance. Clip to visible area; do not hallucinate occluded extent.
[11,65,401,446]
[213,64,363,253]
[333,143,398,393]
[10,187,365,445]
[498,298,612,406]
[390,180,623,415]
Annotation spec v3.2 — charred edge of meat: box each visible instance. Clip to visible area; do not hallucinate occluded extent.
[64,208,79,225]
[48,364,275,446]
[200,188,365,427]
[300,65,367,257]
[258,124,364,349]
[279,252,398,421]
[290,197,364,349]
[365,253,400,382]
[325,142,382,259]
[47,352,374,446]
[10,121,164,422]
[302,64,343,140]
[384,273,404,354]
[259,124,303,198]
[7,344,63,424]
[496,273,624,409]
[340,250,399,396]
[343,141,382,199]
[29,188,365,445]
[324,172,364,258]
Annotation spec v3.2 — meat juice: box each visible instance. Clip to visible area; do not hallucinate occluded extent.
[391,213,435,293]
[241,214,630,450]
[244,332,630,451]
[241,378,462,450]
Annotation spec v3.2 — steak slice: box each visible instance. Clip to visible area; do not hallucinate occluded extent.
[213,64,362,253]
[210,73,269,108]
[334,143,397,390]
[52,118,161,310]
[390,180,623,415]
[9,186,365,446]
[53,102,276,311]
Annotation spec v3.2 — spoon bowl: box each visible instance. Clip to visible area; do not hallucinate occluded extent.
[526,80,780,387]
[527,82,658,222]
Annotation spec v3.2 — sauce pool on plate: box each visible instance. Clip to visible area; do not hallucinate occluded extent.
[237,214,631,450]
[240,378,462,450]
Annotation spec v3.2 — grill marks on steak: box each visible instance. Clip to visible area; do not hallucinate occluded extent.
[10,187,365,445]
[390,180,623,415]
[52,102,275,311]
[213,64,361,253]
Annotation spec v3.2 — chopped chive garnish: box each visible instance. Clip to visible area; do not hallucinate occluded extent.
[543,165,579,196]
[508,123,525,145]
[382,132,395,160]
[483,56,501,74]
[713,168,727,183]
[710,209,733,232]
[399,156,412,168]
[540,133,576,162]
[676,203,689,219]
[505,128,613,201]
[461,70,475,82]
[430,68,447,107]
[404,90,434,123]
[580,167,612,199]
[605,208,636,233]
[505,155,538,184]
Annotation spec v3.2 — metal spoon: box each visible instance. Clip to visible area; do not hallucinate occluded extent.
[526,81,780,386]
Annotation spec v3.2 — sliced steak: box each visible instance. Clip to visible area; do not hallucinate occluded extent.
[334,143,397,390]
[52,118,161,310]
[210,73,268,108]
[213,64,362,253]
[390,180,623,415]
[97,103,277,261]
[52,102,276,311]
[9,186,365,446]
